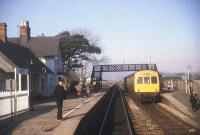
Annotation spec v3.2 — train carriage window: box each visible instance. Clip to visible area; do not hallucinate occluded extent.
[137,77,143,84]
[144,77,150,84]
[151,77,157,84]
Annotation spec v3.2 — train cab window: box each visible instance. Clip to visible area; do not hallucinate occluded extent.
[151,77,157,84]
[144,77,150,84]
[137,77,143,84]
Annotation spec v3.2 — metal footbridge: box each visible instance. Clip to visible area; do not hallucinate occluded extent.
[91,64,158,88]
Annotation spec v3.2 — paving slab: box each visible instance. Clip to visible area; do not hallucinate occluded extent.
[53,93,104,135]
[0,90,107,135]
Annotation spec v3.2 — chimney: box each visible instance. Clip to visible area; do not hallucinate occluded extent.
[20,21,30,44]
[0,22,7,44]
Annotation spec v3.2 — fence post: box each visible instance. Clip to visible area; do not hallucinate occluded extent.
[10,88,13,121]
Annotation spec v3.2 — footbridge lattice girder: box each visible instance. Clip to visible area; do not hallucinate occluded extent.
[91,64,158,88]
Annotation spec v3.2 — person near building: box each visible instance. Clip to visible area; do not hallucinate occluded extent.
[54,77,65,120]
[86,80,91,97]
[93,80,97,93]
[75,81,82,97]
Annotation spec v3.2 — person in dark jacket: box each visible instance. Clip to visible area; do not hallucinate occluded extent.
[54,77,65,120]
[190,91,199,111]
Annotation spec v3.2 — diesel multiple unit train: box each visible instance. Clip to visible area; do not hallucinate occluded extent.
[124,70,160,102]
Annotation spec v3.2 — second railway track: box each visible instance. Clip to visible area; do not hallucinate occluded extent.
[126,94,199,135]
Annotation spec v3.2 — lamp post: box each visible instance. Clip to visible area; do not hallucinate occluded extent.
[26,59,34,111]
[187,66,192,94]
[185,66,192,95]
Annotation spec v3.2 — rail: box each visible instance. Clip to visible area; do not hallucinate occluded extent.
[74,85,135,135]
[119,87,134,135]
[98,85,134,135]
[98,86,116,135]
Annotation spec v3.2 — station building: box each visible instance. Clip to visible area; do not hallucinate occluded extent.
[0,21,64,97]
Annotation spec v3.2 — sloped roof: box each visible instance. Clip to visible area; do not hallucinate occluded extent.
[8,37,60,58]
[0,42,53,74]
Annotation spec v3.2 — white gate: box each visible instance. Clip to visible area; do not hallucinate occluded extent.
[0,68,29,118]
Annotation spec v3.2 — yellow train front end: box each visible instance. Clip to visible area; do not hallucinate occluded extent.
[133,70,160,101]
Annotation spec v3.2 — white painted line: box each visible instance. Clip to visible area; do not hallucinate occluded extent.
[63,93,100,118]
[63,109,76,118]
[84,93,99,103]
[75,104,84,109]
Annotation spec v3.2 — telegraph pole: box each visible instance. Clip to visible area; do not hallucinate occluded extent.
[185,66,192,95]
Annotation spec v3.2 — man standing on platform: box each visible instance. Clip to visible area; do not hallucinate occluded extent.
[54,77,65,120]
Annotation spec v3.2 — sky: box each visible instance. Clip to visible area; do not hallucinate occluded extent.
[0,0,200,73]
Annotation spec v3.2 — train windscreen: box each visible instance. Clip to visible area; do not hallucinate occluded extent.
[137,77,143,84]
[144,77,150,84]
[151,76,157,84]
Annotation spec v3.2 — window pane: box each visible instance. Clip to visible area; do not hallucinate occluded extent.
[137,77,143,84]
[151,77,157,84]
[16,75,19,91]
[21,75,27,90]
[0,80,5,91]
[49,78,53,90]
[144,77,150,84]
[41,78,45,92]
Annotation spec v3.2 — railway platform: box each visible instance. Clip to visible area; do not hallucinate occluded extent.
[0,89,106,135]
[160,88,200,130]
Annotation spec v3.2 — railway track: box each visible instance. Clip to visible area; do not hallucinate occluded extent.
[98,85,134,135]
[126,95,199,135]
[74,85,134,135]
[144,103,199,135]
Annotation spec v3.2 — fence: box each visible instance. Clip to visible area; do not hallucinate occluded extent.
[162,79,200,95]
[0,69,30,118]
[0,90,29,118]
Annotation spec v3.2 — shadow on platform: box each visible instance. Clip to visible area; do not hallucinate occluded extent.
[0,104,55,135]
